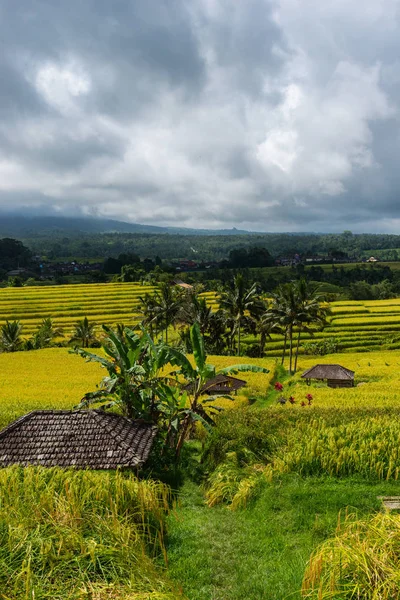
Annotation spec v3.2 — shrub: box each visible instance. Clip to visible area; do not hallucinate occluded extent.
[302,338,340,355]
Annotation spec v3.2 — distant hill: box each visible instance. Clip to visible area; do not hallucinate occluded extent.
[0,215,257,237]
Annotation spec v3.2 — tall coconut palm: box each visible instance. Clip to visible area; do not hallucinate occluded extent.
[264,280,330,374]
[70,317,97,348]
[0,320,23,352]
[292,279,331,372]
[219,274,262,355]
[149,283,184,344]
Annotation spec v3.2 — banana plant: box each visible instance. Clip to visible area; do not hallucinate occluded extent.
[162,323,270,456]
[74,323,270,458]
[74,325,176,421]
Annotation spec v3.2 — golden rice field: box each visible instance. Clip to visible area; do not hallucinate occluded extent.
[4,283,400,354]
[262,298,400,355]
[282,350,400,409]
[0,282,219,336]
[0,348,276,430]
[269,349,400,480]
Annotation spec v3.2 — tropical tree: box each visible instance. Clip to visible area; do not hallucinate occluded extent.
[70,317,97,348]
[74,325,175,422]
[75,323,270,458]
[292,279,330,372]
[263,280,330,374]
[219,274,263,355]
[180,294,213,335]
[257,314,281,356]
[32,317,64,349]
[163,323,270,456]
[138,292,158,337]
[143,283,185,344]
[0,320,23,352]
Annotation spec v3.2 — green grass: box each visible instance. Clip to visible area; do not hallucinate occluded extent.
[166,475,400,600]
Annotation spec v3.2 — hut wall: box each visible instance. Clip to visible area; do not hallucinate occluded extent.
[327,379,354,388]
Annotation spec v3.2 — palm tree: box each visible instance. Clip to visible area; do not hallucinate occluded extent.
[219,274,262,355]
[0,320,23,352]
[180,294,213,334]
[263,280,330,374]
[149,283,184,344]
[70,317,97,348]
[258,313,281,356]
[138,292,158,337]
[292,279,331,372]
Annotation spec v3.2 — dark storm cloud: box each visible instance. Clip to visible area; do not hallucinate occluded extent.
[0,0,400,231]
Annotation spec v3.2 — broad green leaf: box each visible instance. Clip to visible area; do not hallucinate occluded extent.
[191,322,206,371]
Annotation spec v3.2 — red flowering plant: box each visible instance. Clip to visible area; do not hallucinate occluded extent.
[274,382,283,391]
[300,400,306,407]
[289,396,296,404]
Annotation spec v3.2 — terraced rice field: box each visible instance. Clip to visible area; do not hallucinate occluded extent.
[279,349,400,409]
[3,283,400,355]
[0,283,219,336]
[0,348,276,430]
[262,298,400,356]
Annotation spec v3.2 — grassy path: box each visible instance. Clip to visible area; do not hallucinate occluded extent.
[166,476,400,600]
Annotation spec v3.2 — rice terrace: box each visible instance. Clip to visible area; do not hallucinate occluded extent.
[2,271,400,599]
[4,0,400,596]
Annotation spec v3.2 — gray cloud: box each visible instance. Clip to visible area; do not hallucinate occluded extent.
[0,0,400,232]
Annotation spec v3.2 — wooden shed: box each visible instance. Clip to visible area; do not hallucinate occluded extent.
[183,374,246,396]
[301,364,355,388]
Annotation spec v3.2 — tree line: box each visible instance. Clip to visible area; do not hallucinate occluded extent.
[138,276,329,373]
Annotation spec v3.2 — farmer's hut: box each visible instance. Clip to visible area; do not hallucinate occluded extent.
[301,364,355,388]
[0,410,157,469]
[171,279,194,290]
[183,374,246,396]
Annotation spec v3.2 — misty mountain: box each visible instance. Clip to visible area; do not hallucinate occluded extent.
[0,215,257,238]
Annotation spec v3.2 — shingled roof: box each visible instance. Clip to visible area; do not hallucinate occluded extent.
[183,374,246,395]
[0,410,157,469]
[301,364,355,380]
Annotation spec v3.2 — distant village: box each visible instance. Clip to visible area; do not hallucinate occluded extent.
[6,253,380,281]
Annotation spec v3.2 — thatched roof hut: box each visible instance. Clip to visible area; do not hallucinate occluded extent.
[0,410,157,469]
[183,374,246,396]
[171,279,194,290]
[301,364,355,388]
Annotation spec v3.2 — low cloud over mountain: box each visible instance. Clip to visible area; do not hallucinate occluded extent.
[0,0,400,232]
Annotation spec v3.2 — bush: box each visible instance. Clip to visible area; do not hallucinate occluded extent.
[302,338,340,355]
[202,407,280,471]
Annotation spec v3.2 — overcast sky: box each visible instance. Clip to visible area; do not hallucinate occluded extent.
[1,0,400,232]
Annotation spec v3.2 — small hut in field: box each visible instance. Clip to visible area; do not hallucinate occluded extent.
[183,374,246,396]
[301,364,355,388]
[171,279,194,291]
